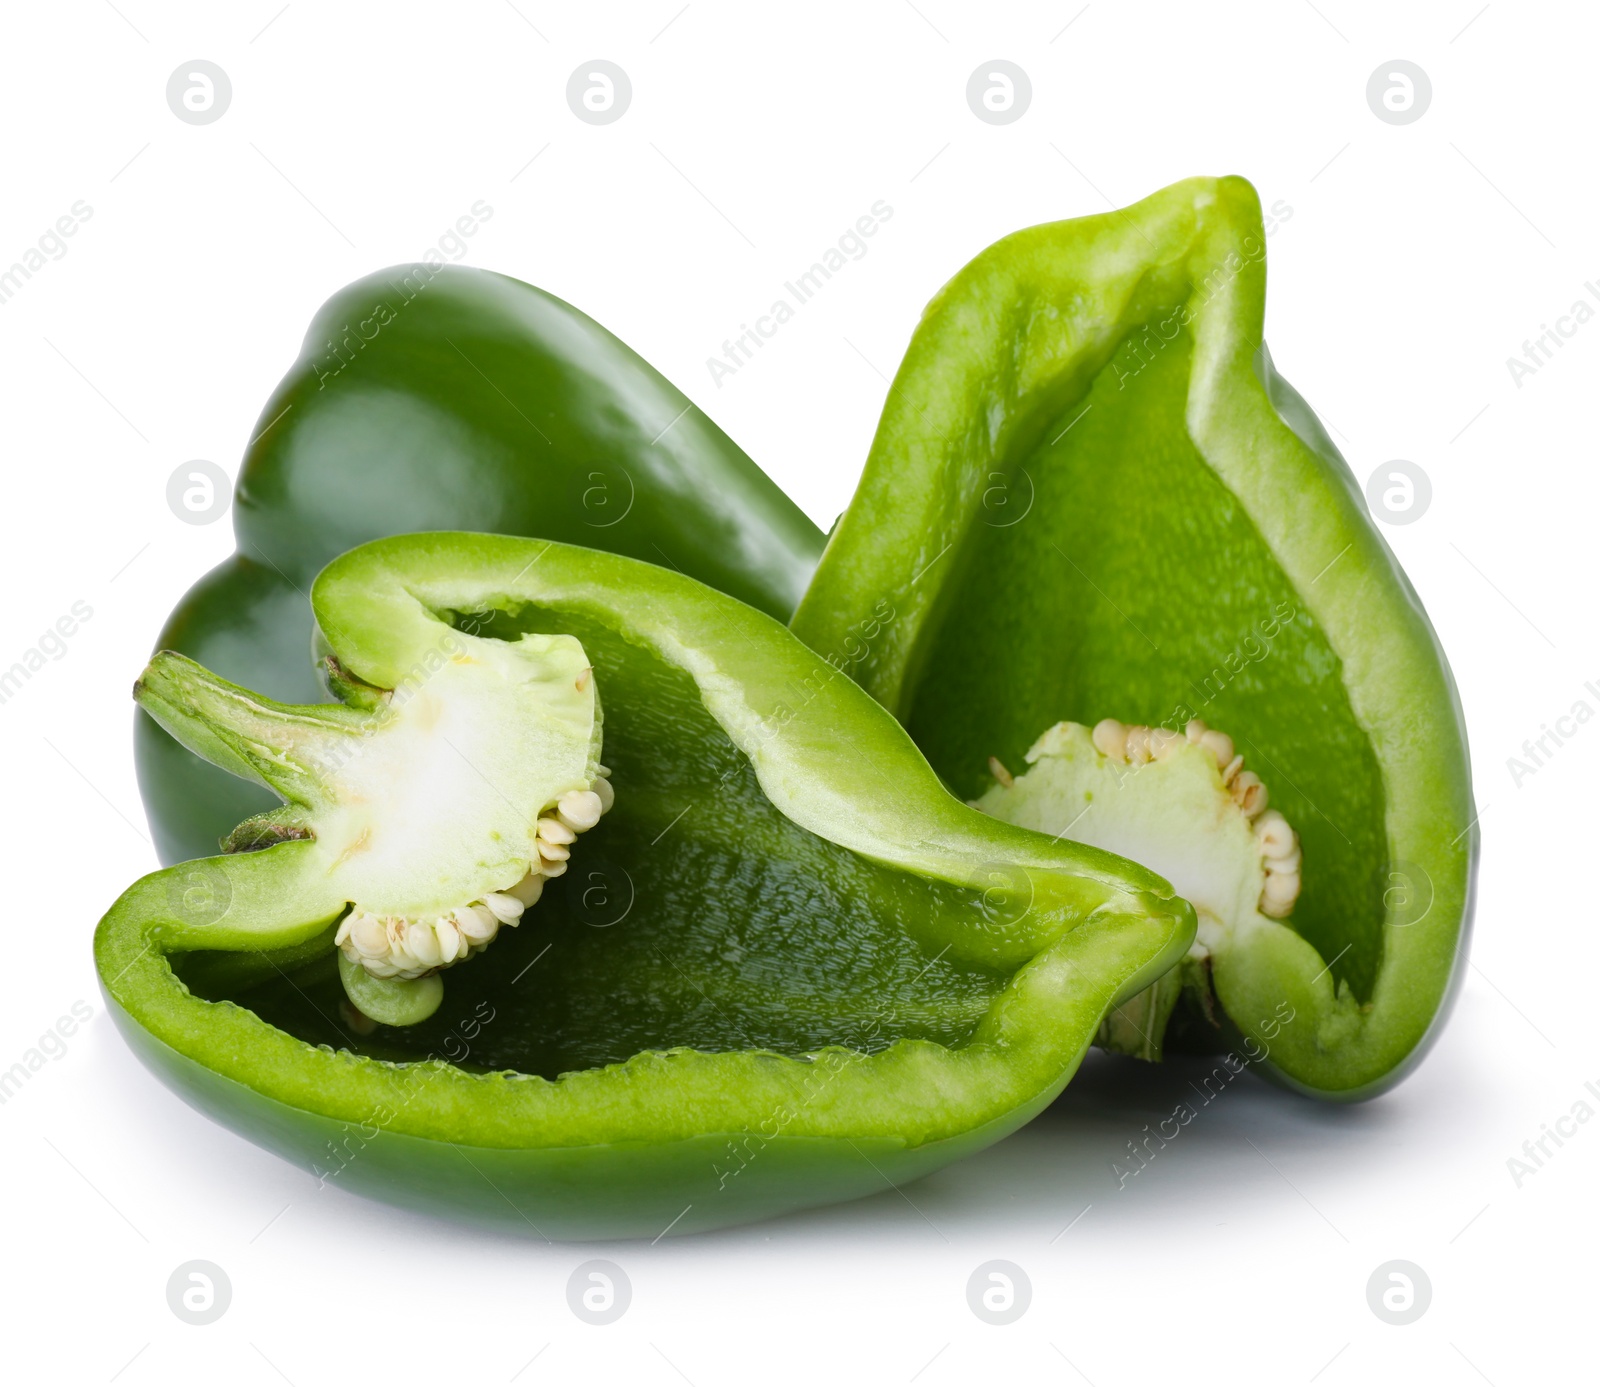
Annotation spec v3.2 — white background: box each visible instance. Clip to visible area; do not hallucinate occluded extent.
[1,2,1593,1383]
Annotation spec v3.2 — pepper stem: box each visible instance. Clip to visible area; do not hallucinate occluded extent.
[135,651,367,810]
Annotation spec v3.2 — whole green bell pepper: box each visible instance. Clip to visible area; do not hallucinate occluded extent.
[792,176,1476,1101]
[142,265,824,867]
[98,533,1194,1238]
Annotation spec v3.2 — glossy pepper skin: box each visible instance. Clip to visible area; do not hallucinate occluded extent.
[792,176,1476,1101]
[140,265,825,867]
[97,534,1195,1239]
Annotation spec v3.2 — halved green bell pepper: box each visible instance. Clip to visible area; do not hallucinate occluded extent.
[98,533,1194,1238]
[141,265,824,867]
[792,176,1476,1100]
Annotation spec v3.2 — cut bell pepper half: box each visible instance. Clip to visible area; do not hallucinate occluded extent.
[99,533,1194,1238]
[791,175,1476,1100]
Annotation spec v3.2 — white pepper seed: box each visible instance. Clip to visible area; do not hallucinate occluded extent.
[1255,810,1295,858]
[537,816,576,846]
[481,892,525,925]
[1261,872,1300,917]
[1125,726,1153,764]
[558,789,604,832]
[507,874,544,908]
[1200,730,1235,771]
[1093,719,1129,759]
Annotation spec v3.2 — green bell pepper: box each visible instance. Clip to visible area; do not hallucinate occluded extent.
[792,175,1476,1100]
[141,265,824,867]
[98,533,1194,1238]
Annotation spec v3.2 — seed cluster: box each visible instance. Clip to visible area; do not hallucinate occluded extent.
[334,771,614,980]
[1087,718,1302,920]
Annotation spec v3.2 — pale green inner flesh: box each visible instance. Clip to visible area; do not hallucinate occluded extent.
[309,634,595,917]
[907,328,1387,999]
[184,606,1009,1078]
[978,724,1268,952]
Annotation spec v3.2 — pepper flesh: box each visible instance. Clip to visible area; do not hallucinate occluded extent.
[792,175,1476,1099]
[139,265,825,867]
[97,533,1195,1238]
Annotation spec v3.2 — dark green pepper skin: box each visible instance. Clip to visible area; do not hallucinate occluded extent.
[139,265,824,865]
